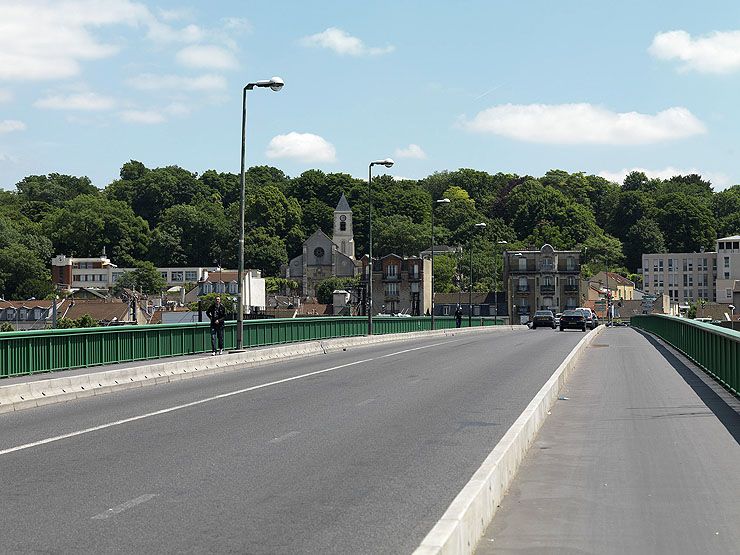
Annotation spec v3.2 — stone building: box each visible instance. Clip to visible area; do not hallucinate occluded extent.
[285,193,360,299]
[503,244,582,323]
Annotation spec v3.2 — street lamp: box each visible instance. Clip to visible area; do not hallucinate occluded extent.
[469,222,487,326]
[236,76,284,352]
[367,158,395,335]
[492,240,507,320]
[430,198,450,330]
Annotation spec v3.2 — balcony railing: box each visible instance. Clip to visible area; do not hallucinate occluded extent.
[382,273,399,281]
[540,263,555,272]
[516,285,530,293]
[540,284,555,294]
[564,284,579,292]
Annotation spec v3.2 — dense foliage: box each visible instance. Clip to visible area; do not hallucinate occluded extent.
[0,162,736,300]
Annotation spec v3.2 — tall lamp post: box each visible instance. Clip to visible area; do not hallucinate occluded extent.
[430,198,450,330]
[469,222,487,326]
[235,76,284,352]
[367,158,395,335]
[492,240,507,320]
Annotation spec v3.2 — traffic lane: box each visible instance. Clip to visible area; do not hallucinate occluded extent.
[1,329,583,554]
[0,330,524,450]
[478,328,740,555]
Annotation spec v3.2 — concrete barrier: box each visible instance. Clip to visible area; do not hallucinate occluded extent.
[0,325,525,414]
[413,325,605,555]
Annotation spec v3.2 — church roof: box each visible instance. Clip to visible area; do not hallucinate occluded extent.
[335,193,351,212]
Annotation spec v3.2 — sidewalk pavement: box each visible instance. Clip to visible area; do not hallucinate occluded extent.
[476,327,740,555]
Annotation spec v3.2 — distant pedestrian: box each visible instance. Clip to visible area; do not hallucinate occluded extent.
[206,296,226,355]
[455,305,463,328]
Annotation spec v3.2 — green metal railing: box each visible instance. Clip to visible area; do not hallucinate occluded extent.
[0,316,501,378]
[632,314,739,396]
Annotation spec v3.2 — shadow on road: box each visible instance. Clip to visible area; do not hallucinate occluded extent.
[633,328,740,445]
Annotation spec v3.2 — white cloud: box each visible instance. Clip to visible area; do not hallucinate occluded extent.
[649,30,740,74]
[301,27,394,56]
[126,73,227,92]
[0,120,26,133]
[0,0,203,81]
[0,89,12,103]
[176,45,238,70]
[120,110,165,124]
[461,103,706,145]
[35,92,115,111]
[598,167,732,190]
[222,17,252,32]
[395,144,427,159]
[266,132,337,163]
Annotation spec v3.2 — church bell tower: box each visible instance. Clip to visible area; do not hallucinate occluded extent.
[333,193,355,259]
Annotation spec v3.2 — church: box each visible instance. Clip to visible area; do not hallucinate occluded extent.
[286,193,360,299]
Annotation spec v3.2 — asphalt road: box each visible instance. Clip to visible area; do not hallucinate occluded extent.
[0,327,583,554]
[477,327,740,555]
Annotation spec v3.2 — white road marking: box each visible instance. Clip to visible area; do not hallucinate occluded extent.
[269,431,300,444]
[91,494,157,520]
[0,338,460,457]
[356,398,376,407]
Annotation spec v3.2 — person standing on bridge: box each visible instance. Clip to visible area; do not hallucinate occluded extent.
[455,305,463,328]
[207,295,226,355]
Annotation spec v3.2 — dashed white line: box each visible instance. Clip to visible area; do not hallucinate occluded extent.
[91,494,157,520]
[0,338,462,457]
[356,398,376,407]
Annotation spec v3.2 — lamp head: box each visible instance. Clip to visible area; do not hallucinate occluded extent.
[247,76,285,91]
[371,158,394,168]
[475,222,487,229]
[268,76,284,91]
[437,198,451,204]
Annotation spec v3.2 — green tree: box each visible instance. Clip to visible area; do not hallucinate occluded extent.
[111,264,166,296]
[624,217,666,272]
[265,277,299,294]
[106,163,210,226]
[657,193,715,252]
[42,194,150,265]
[433,254,458,293]
[16,173,98,221]
[149,201,228,266]
[374,215,430,257]
[0,244,52,299]
[132,261,167,295]
[712,185,740,237]
[244,227,288,276]
[315,276,360,304]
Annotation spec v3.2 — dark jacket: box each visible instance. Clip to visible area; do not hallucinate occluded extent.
[206,302,227,329]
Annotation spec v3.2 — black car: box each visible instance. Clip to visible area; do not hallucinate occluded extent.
[559,309,587,331]
[532,310,556,329]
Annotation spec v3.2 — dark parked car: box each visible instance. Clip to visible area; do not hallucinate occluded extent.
[559,309,587,331]
[577,307,599,329]
[532,310,556,329]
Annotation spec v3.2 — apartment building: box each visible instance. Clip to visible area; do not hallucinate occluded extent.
[716,235,740,303]
[642,250,718,304]
[359,254,432,316]
[641,235,740,304]
[503,244,582,323]
[51,255,212,290]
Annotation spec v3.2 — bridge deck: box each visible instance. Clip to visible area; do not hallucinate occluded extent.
[477,327,740,555]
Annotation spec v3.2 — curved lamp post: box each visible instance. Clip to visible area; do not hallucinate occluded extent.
[367,158,394,335]
[430,198,450,330]
[469,222,487,326]
[236,76,284,351]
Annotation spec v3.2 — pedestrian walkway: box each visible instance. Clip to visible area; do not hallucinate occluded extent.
[476,327,740,555]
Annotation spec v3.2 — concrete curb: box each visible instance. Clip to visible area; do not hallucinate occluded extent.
[0,325,525,414]
[413,325,605,555]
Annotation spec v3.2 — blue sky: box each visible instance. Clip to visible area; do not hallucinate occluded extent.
[1,0,740,191]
